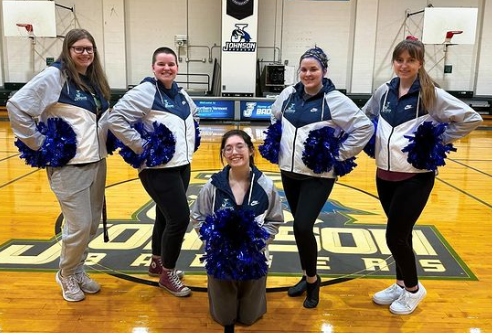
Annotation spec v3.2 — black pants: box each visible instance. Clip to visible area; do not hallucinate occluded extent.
[139,164,191,269]
[281,171,335,277]
[376,172,435,288]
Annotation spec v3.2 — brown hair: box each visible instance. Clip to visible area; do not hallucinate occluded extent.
[392,39,437,111]
[152,47,178,65]
[56,29,111,101]
[219,129,255,166]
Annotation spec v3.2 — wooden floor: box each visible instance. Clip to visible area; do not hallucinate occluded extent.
[1,119,492,332]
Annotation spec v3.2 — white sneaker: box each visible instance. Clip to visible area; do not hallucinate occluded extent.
[373,283,405,305]
[75,271,101,294]
[56,271,85,302]
[390,283,427,315]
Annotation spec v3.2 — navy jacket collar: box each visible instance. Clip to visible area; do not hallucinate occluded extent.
[293,77,336,99]
[211,165,262,196]
[141,77,180,98]
[387,77,421,96]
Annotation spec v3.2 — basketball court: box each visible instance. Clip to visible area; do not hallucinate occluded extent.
[1,0,492,332]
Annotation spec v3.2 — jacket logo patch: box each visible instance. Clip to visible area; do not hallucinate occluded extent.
[250,200,259,206]
[74,90,88,102]
[285,103,296,113]
[220,198,231,209]
[381,102,391,113]
[310,108,318,113]
[164,99,175,108]
[404,104,413,110]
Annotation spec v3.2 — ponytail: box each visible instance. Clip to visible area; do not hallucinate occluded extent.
[418,67,437,111]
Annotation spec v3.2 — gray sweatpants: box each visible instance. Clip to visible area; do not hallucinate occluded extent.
[47,159,106,276]
[207,275,267,326]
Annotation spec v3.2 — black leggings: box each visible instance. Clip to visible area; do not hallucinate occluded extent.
[281,172,335,277]
[376,172,435,288]
[139,164,191,269]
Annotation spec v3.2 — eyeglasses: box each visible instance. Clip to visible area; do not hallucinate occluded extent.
[71,46,95,54]
[223,144,248,155]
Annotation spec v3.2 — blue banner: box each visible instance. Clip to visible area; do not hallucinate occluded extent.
[240,100,273,120]
[195,100,235,119]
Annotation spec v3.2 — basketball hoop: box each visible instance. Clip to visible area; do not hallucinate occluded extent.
[442,30,463,55]
[16,23,34,37]
[444,30,463,44]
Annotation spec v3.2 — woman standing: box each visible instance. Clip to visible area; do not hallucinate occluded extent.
[109,47,197,297]
[7,29,111,302]
[363,37,482,314]
[271,47,373,308]
[191,129,284,327]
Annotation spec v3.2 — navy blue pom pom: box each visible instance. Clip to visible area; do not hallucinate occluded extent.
[118,147,146,168]
[333,132,357,176]
[15,117,77,168]
[118,122,148,168]
[402,121,456,171]
[259,119,282,164]
[15,140,42,167]
[194,120,201,152]
[334,156,357,177]
[199,209,270,280]
[145,122,176,167]
[106,131,121,155]
[118,121,176,168]
[363,117,378,159]
[302,126,357,176]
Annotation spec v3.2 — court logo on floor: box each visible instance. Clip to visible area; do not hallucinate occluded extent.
[0,171,477,281]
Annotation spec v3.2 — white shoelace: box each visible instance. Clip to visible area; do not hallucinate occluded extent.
[75,272,91,284]
[167,270,182,289]
[395,291,412,310]
[65,275,79,292]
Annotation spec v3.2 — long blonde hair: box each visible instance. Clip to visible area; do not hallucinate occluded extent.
[56,29,111,101]
[392,39,437,111]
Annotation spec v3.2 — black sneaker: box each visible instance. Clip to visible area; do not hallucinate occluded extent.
[288,275,307,297]
[303,275,321,309]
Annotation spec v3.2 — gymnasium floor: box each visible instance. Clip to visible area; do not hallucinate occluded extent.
[1,119,491,332]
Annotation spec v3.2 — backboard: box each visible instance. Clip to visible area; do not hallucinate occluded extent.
[2,1,56,37]
[422,7,478,45]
